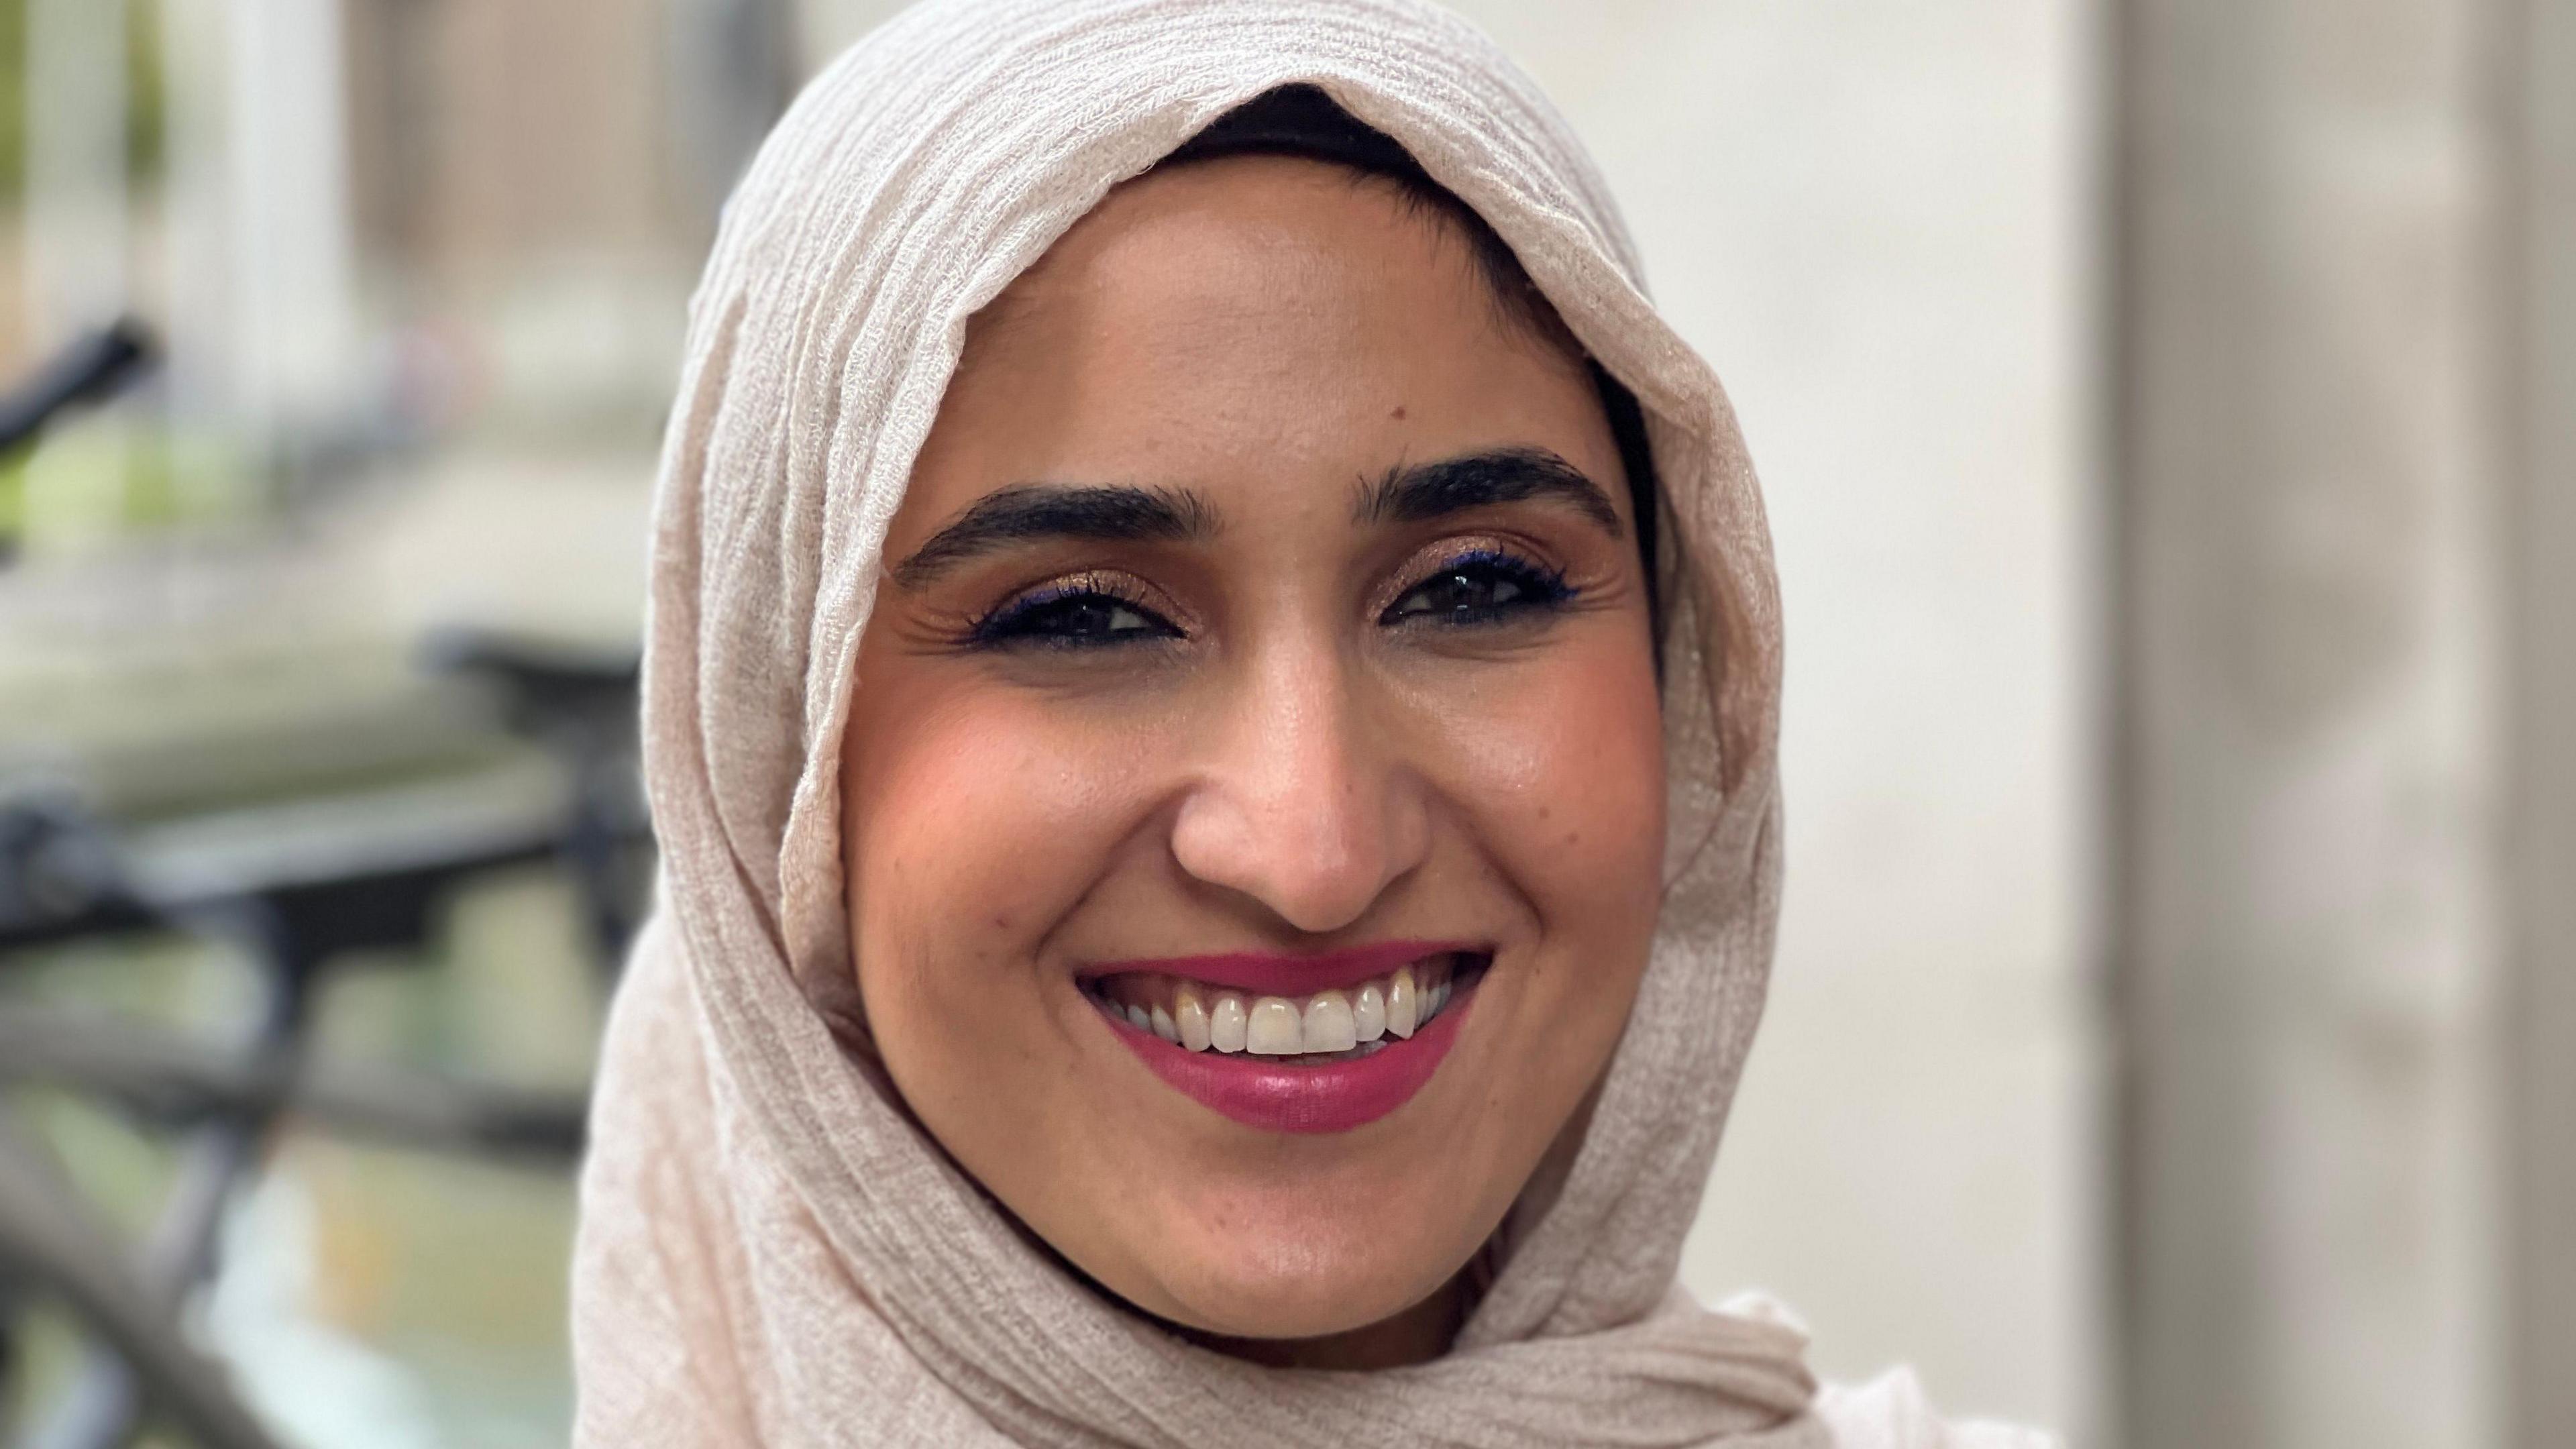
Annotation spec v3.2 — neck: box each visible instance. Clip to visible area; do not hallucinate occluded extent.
[1183,1271,1468,1371]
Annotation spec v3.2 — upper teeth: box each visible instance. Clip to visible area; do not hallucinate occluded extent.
[1097,960,1464,1056]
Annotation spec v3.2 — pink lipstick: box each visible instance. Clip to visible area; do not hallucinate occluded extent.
[1079,942,1486,1134]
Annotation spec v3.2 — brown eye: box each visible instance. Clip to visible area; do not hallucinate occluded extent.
[969,585,1180,649]
[1381,550,1572,627]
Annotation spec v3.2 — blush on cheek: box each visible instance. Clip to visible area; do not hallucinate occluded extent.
[1452,644,1667,918]
[849,698,1130,987]
[840,690,1173,1206]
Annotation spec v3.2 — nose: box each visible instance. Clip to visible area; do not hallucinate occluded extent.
[1168,643,1431,935]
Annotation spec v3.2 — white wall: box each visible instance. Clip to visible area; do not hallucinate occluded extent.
[794,1,2106,1434]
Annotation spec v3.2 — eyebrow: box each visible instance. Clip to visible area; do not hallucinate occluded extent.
[889,445,1621,590]
[1355,447,1624,539]
[890,483,1220,589]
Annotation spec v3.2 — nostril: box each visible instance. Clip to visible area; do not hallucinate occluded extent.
[1166,680,1433,921]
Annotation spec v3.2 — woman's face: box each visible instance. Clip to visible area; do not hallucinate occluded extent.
[841,156,1665,1356]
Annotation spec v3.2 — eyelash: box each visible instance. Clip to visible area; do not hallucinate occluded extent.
[1377,548,1575,629]
[963,578,1180,651]
[960,549,1576,651]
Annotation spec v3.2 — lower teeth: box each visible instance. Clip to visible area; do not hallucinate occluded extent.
[1263,1040,1391,1066]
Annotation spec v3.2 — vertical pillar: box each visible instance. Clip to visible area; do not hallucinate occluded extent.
[221,0,359,458]
[17,0,132,549]
[666,0,796,240]
[158,0,233,433]
[23,0,129,349]
[2506,0,2576,1442]
[2112,0,2508,1445]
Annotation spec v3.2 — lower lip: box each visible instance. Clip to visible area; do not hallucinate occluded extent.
[1100,982,1478,1134]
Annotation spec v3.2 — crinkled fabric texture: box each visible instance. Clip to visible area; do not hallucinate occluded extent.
[571,1,2040,1445]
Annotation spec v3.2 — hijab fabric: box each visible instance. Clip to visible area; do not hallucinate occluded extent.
[572,1,2033,1444]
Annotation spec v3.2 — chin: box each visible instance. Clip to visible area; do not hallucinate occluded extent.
[1151,1241,1446,1342]
[1123,1167,1468,1340]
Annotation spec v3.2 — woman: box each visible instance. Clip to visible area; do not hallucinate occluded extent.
[573,1,2046,1444]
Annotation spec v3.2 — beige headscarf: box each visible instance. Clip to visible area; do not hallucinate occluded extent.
[570,1,2025,1445]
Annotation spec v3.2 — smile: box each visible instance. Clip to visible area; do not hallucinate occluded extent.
[1077,942,1489,1134]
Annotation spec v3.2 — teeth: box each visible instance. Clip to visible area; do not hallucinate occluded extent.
[1096,956,1472,1056]
[1209,994,1248,1054]
[1352,983,1386,1042]
[1175,988,1212,1052]
[1246,998,1304,1055]
[1302,991,1358,1053]
[1387,966,1419,1038]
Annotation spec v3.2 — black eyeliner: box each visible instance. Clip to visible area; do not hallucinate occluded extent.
[1381,547,1576,627]
[960,577,1183,651]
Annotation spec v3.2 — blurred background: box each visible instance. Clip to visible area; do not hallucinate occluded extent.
[0,1,2563,1446]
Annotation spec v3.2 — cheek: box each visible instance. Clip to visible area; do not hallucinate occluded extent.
[843,688,1138,1030]
[1405,627,1667,1155]
[1422,641,1667,941]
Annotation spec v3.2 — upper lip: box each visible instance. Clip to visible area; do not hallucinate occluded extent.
[1074,938,1480,998]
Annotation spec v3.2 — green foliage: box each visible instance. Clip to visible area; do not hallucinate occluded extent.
[0,0,21,201]
[0,0,166,202]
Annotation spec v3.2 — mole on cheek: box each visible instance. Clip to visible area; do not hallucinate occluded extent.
[1389,404,1407,420]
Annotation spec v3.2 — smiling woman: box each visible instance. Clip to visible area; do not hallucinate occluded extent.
[844,142,1666,1362]
[569,1,2042,1446]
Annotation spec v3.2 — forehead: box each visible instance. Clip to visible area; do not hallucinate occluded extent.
[907,155,1607,519]
[977,155,1516,339]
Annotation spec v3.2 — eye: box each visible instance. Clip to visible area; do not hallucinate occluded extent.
[1381,549,1574,627]
[967,582,1181,650]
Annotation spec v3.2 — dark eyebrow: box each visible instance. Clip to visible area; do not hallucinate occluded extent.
[890,483,1220,589]
[1354,447,1624,539]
